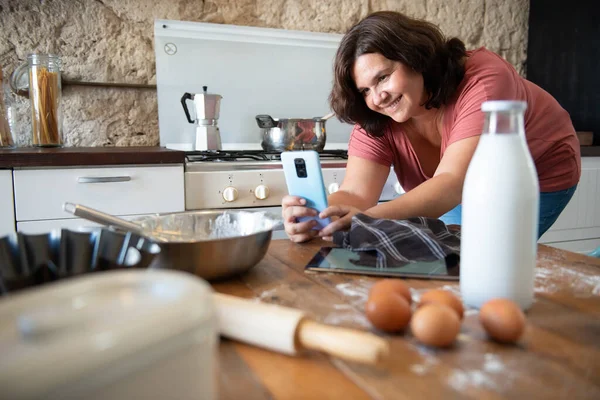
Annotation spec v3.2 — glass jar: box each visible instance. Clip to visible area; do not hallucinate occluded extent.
[28,54,63,147]
[0,67,15,148]
[12,54,64,147]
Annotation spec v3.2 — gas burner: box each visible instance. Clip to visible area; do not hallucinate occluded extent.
[186,150,270,162]
[185,149,348,163]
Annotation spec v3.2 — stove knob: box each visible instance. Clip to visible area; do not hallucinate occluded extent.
[327,182,340,194]
[222,186,239,202]
[393,182,405,195]
[254,184,270,200]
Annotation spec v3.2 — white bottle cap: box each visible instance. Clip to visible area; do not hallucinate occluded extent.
[481,100,527,112]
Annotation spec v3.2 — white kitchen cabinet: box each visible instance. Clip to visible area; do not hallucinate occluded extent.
[13,165,184,222]
[539,157,600,253]
[0,169,15,236]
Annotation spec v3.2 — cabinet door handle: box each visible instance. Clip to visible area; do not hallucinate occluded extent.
[77,176,131,184]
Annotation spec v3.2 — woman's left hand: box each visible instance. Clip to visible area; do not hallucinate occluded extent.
[317,205,363,240]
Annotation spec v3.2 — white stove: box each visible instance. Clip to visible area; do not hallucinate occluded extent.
[184,150,403,212]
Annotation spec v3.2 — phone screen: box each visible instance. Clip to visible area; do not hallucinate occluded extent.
[305,247,459,280]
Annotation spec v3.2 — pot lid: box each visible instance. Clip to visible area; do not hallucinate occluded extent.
[0,270,215,399]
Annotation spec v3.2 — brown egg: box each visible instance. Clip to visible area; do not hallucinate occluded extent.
[419,289,464,319]
[365,291,412,333]
[410,303,461,347]
[369,279,412,305]
[479,298,526,343]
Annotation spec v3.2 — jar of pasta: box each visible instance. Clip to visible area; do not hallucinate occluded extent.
[12,54,63,147]
[0,67,14,148]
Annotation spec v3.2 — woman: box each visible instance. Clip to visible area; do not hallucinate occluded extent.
[282,11,581,243]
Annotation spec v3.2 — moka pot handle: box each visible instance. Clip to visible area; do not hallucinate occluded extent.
[181,92,195,124]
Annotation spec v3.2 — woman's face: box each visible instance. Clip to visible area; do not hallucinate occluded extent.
[352,53,427,123]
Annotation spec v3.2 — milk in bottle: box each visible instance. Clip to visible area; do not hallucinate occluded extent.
[460,100,539,310]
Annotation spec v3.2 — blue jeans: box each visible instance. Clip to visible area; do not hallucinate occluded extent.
[439,185,578,239]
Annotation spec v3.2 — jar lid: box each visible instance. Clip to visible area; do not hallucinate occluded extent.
[0,270,216,399]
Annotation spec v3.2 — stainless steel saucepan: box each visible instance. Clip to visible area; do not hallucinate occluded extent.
[256,112,334,152]
[63,203,282,280]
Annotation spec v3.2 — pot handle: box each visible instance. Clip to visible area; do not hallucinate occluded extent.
[255,114,277,129]
[181,92,195,124]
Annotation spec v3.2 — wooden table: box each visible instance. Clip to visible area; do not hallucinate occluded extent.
[212,239,600,400]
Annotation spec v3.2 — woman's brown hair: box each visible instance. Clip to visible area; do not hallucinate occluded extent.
[329,11,467,137]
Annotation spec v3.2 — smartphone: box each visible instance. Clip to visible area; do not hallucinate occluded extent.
[281,150,332,230]
[306,247,460,280]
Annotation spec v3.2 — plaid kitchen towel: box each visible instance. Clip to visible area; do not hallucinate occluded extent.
[332,214,461,269]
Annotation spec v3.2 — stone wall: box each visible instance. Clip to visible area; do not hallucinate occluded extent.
[0,0,530,147]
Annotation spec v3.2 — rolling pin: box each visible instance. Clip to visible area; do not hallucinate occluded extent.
[213,293,389,365]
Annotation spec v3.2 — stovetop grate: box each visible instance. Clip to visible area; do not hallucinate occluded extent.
[185,149,348,162]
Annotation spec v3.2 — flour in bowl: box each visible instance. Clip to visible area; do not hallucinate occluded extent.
[207,212,242,239]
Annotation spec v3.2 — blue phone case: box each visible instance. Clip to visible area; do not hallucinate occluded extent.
[281,150,332,230]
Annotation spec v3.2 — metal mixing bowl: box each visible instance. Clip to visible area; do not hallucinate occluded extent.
[133,210,282,281]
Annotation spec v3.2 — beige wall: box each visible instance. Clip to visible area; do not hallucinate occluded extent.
[0,0,530,147]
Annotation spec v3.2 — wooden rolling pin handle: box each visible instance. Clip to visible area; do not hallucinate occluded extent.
[297,319,390,365]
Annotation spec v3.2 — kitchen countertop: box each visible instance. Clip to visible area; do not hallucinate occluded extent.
[213,239,600,399]
[0,146,600,168]
[0,146,185,168]
[0,145,597,168]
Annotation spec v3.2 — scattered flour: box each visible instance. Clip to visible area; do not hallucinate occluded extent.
[445,353,507,391]
[483,353,505,373]
[410,342,508,390]
[257,288,280,302]
[326,283,372,328]
[441,284,461,296]
[410,288,423,304]
[334,282,370,304]
[464,309,479,317]
[410,353,439,376]
[322,306,371,328]
[535,264,600,296]
[448,369,496,391]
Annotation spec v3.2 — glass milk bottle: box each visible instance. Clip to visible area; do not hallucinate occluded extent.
[460,101,539,310]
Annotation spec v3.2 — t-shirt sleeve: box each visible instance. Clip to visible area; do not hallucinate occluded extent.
[347,124,393,167]
[447,57,521,147]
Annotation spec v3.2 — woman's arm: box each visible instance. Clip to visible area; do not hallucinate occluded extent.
[319,136,480,236]
[327,155,391,210]
[368,135,480,219]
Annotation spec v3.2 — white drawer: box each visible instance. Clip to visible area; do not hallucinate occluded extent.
[14,165,185,221]
[0,170,15,236]
[17,214,156,234]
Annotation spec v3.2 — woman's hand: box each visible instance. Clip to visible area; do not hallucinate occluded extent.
[282,195,320,243]
[317,204,363,240]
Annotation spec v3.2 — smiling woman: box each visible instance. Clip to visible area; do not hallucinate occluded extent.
[280,11,581,243]
[331,12,466,137]
[352,54,425,125]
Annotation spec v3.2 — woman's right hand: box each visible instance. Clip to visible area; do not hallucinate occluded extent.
[282,195,319,243]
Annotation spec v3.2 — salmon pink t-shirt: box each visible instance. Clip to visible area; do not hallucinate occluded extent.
[348,47,581,192]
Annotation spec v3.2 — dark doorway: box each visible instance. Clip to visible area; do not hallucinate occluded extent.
[527,0,599,138]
